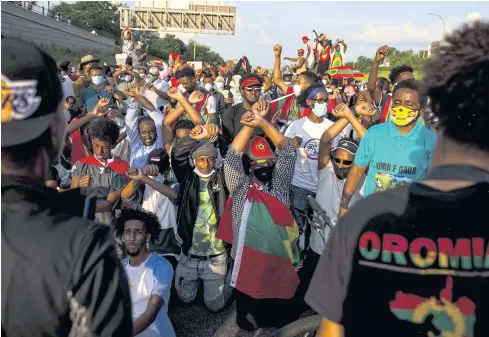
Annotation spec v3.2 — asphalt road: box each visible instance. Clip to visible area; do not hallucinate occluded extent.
[168,295,315,337]
[169,298,278,337]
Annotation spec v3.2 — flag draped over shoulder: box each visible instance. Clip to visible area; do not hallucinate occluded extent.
[217,187,300,299]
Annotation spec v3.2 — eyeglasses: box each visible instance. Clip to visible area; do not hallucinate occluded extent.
[244,87,262,93]
[311,98,329,104]
[334,158,353,165]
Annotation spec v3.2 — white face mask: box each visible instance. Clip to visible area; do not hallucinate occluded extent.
[312,102,328,117]
[293,84,302,96]
[216,82,224,90]
[326,88,333,93]
[204,83,213,92]
[284,81,291,86]
[322,79,328,85]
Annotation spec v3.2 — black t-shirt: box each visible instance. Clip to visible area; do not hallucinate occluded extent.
[306,176,489,336]
[219,103,265,158]
[1,176,132,336]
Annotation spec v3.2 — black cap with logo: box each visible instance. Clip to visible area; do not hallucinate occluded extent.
[1,38,62,147]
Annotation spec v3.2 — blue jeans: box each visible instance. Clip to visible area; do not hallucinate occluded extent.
[290,185,316,231]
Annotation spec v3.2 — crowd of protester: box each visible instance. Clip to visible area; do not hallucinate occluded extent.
[2,20,489,337]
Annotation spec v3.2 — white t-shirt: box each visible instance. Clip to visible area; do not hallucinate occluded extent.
[142,80,169,113]
[285,117,334,192]
[61,75,74,102]
[142,176,179,237]
[123,254,176,337]
[309,161,364,255]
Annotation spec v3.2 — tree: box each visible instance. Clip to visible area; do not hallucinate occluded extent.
[147,34,187,60]
[133,31,159,46]
[52,1,124,41]
[186,40,225,64]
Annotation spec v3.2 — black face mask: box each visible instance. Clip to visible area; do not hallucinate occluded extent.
[68,103,81,119]
[332,163,350,180]
[254,166,273,183]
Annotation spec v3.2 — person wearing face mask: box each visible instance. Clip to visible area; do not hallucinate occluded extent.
[290,101,374,316]
[72,54,99,103]
[80,65,124,115]
[284,84,337,252]
[271,44,319,124]
[339,79,437,218]
[217,106,299,331]
[215,76,231,108]
[170,123,232,313]
[141,67,170,113]
[202,73,225,126]
[228,74,243,106]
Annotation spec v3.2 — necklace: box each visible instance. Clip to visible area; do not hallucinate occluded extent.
[127,257,147,287]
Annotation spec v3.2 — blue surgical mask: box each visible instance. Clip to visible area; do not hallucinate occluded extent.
[312,102,327,117]
[91,75,103,85]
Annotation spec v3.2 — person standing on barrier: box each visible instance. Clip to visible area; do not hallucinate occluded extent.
[1,38,132,336]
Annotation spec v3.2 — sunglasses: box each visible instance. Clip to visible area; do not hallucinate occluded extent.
[244,87,262,93]
[311,98,329,104]
[334,158,353,165]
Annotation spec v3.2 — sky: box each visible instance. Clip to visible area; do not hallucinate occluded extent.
[36,1,489,67]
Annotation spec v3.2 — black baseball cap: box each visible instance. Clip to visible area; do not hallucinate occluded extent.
[1,38,63,147]
[146,148,170,174]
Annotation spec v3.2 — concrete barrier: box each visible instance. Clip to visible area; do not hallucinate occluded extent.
[1,2,115,52]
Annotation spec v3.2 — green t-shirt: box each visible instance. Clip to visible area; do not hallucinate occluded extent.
[188,177,225,256]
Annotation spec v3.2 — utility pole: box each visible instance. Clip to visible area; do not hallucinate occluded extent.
[194,32,196,62]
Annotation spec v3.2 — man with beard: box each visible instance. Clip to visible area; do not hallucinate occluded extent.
[306,21,489,337]
[219,74,267,157]
[175,67,217,125]
[124,83,165,168]
[217,106,299,330]
[115,209,176,337]
[339,79,437,217]
[271,44,319,124]
[2,38,131,337]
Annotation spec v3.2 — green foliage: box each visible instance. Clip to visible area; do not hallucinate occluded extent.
[350,48,429,78]
[52,1,124,42]
[40,44,115,67]
[186,40,225,64]
[147,34,187,60]
[50,2,224,63]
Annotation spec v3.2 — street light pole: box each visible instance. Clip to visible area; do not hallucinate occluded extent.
[194,32,197,62]
[429,13,446,37]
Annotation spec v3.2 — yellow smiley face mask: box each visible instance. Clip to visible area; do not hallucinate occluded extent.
[390,105,419,126]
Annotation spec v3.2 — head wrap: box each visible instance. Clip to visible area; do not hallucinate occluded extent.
[307,87,328,100]
[302,36,309,41]
[244,136,275,161]
[240,76,262,89]
[297,49,305,54]
[191,140,217,159]
[215,76,225,83]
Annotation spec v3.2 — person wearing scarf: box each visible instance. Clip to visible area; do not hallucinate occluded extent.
[217,106,299,331]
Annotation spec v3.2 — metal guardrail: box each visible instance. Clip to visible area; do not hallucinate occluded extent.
[8,1,116,40]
